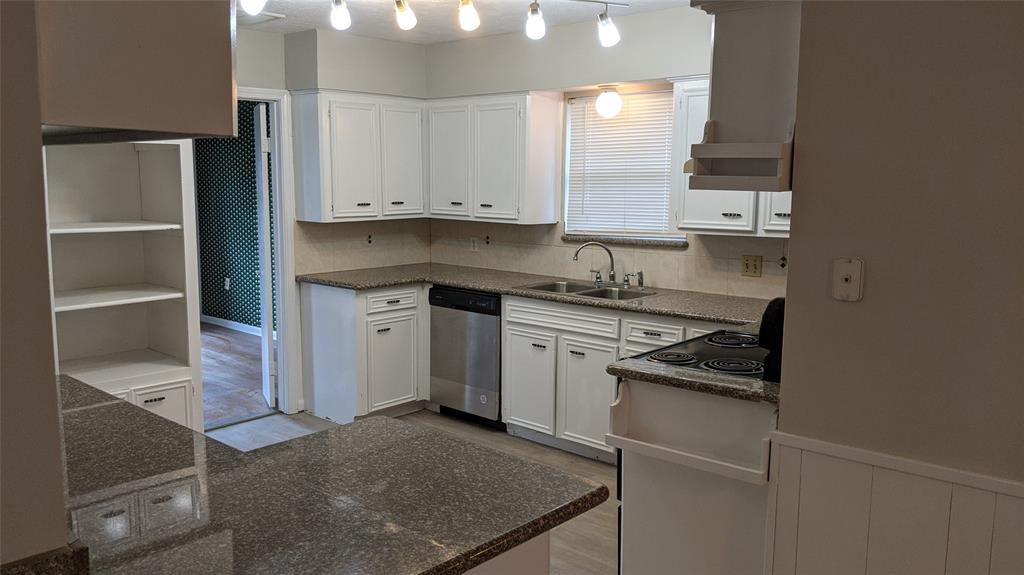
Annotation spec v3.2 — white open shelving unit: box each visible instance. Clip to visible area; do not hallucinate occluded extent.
[44,140,203,430]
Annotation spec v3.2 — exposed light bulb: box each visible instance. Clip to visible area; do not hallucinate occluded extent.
[525,1,546,40]
[595,89,622,119]
[459,0,480,32]
[330,0,351,30]
[395,0,417,30]
[239,0,268,16]
[597,9,620,48]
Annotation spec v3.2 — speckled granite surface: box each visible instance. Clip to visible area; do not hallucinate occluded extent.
[606,358,780,403]
[297,263,769,325]
[58,377,607,575]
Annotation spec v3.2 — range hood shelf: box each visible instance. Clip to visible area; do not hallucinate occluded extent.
[687,120,794,192]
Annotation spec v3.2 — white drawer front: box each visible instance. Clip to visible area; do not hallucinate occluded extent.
[133,379,191,428]
[140,478,200,533]
[73,495,138,547]
[624,319,685,347]
[366,288,418,314]
[505,302,619,339]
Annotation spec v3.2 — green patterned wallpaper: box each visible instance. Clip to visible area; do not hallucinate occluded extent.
[194,101,277,329]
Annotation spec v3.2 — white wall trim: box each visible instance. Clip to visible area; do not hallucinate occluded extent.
[238,86,303,414]
[201,315,261,337]
[772,431,1024,499]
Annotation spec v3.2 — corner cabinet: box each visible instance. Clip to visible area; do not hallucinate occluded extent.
[673,77,792,237]
[294,91,426,222]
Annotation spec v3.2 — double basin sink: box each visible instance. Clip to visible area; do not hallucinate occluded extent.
[521,281,656,301]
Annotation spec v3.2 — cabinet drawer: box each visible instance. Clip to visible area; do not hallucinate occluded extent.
[140,478,200,533]
[624,319,686,347]
[133,379,191,428]
[366,289,418,314]
[505,301,619,339]
[73,495,138,547]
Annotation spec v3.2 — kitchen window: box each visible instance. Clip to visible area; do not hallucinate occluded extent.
[564,90,678,238]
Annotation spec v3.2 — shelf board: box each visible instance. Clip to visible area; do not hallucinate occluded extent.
[54,284,184,313]
[689,175,788,192]
[50,221,182,235]
[60,349,189,392]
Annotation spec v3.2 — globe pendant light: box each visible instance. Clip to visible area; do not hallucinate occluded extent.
[330,0,352,30]
[239,0,268,16]
[459,0,481,32]
[525,1,546,40]
[595,88,622,119]
[395,0,417,30]
[597,8,620,47]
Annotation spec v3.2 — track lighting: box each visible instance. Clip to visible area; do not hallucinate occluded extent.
[330,0,351,30]
[239,0,268,16]
[595,87,622,119]
[525,1,546,40]
[597,7,620,47]
[459,0,481,31]
[395,0,417,30]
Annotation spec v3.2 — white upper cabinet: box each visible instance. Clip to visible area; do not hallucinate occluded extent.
[329,100,381,219]
[381,102,425,216]
[429,103,472,217]
[473,98,521,220]
[294,91,425,222]
[673,77,790,237]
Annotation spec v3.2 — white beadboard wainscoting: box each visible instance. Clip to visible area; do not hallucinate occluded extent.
[766,432,1024,575]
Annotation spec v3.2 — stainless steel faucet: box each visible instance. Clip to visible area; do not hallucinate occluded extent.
[573,242,615,285]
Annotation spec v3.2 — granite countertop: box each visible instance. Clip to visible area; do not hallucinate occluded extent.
[296,263,769,325]
[60,377,608,574]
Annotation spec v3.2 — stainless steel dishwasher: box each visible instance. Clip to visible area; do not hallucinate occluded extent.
[428,286,501,421]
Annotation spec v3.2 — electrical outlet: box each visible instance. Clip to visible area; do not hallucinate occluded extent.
[224,277,231,290]
[470,237,480,252]
[742,255,762,278]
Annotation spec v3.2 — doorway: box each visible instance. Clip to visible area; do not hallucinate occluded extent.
[194,100,280,430]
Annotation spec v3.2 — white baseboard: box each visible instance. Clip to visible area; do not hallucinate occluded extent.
[201,315,263,337]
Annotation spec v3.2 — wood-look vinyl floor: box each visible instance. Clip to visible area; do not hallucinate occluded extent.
[399,410,618,575]
[201,322,277,430]
[206,412,339,451]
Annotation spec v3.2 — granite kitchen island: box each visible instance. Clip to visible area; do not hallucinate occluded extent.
[60,376,607,574]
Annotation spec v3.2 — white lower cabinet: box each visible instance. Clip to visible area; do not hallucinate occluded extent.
[503,327,557,435]
[366,312,419,411]
[132,379,193,428]
[557,337,618,452]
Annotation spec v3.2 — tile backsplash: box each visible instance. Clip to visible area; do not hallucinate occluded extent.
[292,218,787,300]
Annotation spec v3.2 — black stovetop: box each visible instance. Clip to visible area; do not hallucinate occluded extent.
[634,330,769,378]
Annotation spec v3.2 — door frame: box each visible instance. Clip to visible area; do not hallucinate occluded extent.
[238,87,303,414]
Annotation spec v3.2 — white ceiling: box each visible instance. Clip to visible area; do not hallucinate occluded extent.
[238,0,686,45]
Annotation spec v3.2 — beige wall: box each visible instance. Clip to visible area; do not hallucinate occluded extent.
[1,0,71,563]
[238,29,286,89]
[424,7,712,98]
[294,220,432,276]
[780,1,1024,481]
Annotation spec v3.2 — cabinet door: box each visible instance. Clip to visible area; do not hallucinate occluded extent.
[329,99,380,218]
[504,327,557,435]
[759,191,792,235]
[366,312,418,411]
[675,80,757,233]
[473,100,520,220]
[429,104,471,216]
[557,336,618,452]
[133,379,192,428]
[381,102,424,216]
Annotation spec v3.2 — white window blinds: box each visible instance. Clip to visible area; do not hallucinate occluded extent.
[565,90,676,236]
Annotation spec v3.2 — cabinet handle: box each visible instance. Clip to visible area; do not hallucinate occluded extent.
[531,343,546,350]
[150,495,173,505]
[385,299,401,304]
[357,202,372,207]
[479,203,493,208]
[391,201,405,205]
[101,510,126,519]
[642,331,663,337]
[377,327,391,334]
[721,212,743,218]
[774,212,792,218]
[143,396,166,404]
[570,350,586,357]
[450,201,463,206]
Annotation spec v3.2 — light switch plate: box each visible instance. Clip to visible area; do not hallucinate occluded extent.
[832,258,864,301]
[742,255,763,277]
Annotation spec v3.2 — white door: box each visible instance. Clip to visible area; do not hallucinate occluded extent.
[504,327,557,435]
[366,312,418,411]
[254,103,277,409]
[760,191,792,234]
[675,80,757,233]
[473,100,520,220]
[557,336,618,452]
[429,104,471,216]
[329,99,380,218]
[381,102,424,216]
